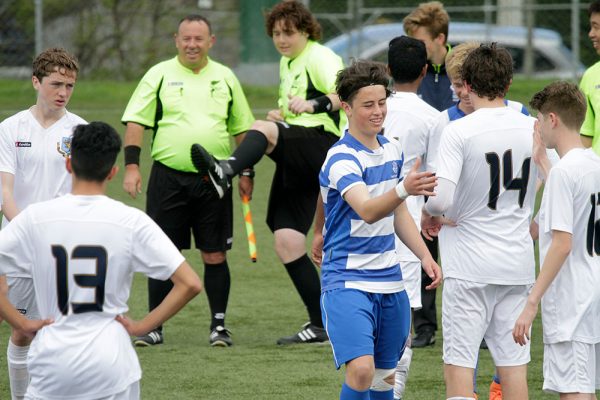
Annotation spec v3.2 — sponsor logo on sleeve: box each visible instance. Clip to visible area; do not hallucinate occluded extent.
[15,141,31,147]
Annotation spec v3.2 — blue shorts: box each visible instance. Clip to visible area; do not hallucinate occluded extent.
[321,288,411,369]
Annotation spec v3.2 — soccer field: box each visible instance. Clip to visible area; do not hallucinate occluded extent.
[0,78,562,399]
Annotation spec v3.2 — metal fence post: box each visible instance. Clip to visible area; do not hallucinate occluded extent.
[34,0,43,55]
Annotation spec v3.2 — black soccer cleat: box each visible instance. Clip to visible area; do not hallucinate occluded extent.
[133,329,163,347]
[209,325,233,347]
[190,143,232,199]
[276,322,329,345]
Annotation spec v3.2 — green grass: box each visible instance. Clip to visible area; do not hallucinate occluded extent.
[0,78,566,399]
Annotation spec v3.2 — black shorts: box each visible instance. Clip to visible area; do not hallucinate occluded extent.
[146,161,233,252]
[266,123,339,234]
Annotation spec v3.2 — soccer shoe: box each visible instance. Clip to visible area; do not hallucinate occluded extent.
[412,329,435,348]
[394,347,413,399]
[276,322,329,345]
[489,380,502,400]
[190,143,232,199]
[209,326,233,347]
[133,330,163,347]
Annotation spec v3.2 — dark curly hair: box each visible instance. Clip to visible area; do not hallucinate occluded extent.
[71,122,122,182]
[461,43,513,101]
[589,1,600,16]
[336,60,391,104]
[529,81,587,131]
[265,1,321,41]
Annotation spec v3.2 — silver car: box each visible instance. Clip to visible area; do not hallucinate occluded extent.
[324,21,584,79]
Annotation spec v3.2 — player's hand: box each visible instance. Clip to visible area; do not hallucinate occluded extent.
[123,164,142,199]
[116,314,148,337]
[238,176,254,201]
[529,219,539,241]
[512,302,537,346]
[421,256,442,289]
[402,157,437,197]
[287,94,313,115]
[18,318,53,339]
[311,232,324,267]
[532,120,550,168]
[266,109,284,122]
[421,209,456,240]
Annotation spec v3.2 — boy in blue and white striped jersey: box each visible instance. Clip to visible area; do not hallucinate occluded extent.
[319,60,442,400]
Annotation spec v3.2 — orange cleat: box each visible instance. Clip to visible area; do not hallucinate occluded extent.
[489,380,503,400]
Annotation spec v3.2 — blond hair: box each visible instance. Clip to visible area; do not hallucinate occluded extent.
[445,42,480,81]
[403,1,449,42]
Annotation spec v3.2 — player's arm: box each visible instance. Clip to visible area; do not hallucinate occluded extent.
[311,193,325,266]
[117,261,202,336]
[287,93,341,115]
[0,172,18,221]
[421,178,457,240]
[344,158,437,224]
[122,122,145,199]
[393,202,442,289]
[512,230,571,346]
[0,283,52,338]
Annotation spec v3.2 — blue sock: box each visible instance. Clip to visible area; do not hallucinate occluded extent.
[493,374,501,384]
[369,389,393,400]
[340,382,370,400]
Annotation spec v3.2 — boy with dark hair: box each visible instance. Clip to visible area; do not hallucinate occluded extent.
[0,121,202,400]
[403,2,456,349]
[422,44,537,399]
[0,47,86,399]
[579,0,600,154]
[382,35,440,400]
[320,59,441,400]
[514,81,600,399]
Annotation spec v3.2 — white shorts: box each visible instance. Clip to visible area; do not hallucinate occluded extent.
[25,381,140,400]
[7,277,39,320]
[400,260,421,309]
[543,341,600,394]
[442,278,531,368]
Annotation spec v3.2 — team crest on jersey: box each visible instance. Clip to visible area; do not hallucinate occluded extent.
[56,136,72,158]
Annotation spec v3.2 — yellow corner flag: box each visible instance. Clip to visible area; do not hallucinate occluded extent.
[241,195,257,262]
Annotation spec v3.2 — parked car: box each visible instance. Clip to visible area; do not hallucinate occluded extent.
[324,21,584,79]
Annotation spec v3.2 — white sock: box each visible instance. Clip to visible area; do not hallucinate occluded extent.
[393,347,413,399]
[7,339,29,400]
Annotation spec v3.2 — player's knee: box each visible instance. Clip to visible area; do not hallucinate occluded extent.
[200,251,226,264]
[251,120,277,143]
[370,368,395,392]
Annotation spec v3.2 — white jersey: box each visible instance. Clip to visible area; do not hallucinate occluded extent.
[0,194,184,400]
[538,148,600,344]
[436,107,537,285]
[428,100,528,172]
[383,91,440,262]
[0,109,86,233]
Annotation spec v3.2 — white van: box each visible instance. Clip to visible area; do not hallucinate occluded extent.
[324,21,584,79]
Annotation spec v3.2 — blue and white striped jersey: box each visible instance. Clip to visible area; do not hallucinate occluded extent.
[319,131,405,293]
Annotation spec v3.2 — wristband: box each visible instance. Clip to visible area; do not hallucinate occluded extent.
[309,96,333,113]
[239,168,255,179]
[395,180,409,200]
[124,145,141,166]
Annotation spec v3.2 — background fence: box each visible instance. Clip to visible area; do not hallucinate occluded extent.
[0,0,594,82]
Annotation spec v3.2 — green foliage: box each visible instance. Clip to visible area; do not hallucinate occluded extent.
[0,78,579,399]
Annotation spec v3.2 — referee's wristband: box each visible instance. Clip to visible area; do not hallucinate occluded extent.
[309,95,333,114]
[124,145,141,166]
[239,168,255,179]
[395,180,409,200]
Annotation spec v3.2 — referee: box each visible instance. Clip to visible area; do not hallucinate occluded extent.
[121,15,254,347]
